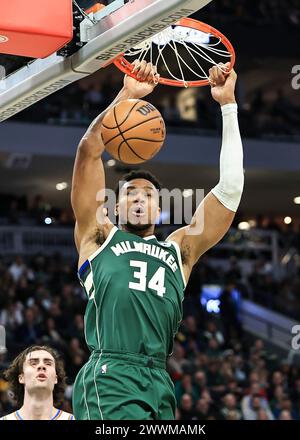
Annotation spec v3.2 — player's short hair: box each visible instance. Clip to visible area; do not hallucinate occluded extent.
[3,345,67,408]
[115,169,162,201]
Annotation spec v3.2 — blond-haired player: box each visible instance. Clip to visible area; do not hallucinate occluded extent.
[0,345,74,420]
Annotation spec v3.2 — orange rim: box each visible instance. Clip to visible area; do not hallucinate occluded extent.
[113,18,236,87]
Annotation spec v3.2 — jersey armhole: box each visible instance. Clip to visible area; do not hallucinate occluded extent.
[167,240,187,288]
[78,226,118,276]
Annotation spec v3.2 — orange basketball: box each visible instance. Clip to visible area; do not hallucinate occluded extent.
[101,99,166,164]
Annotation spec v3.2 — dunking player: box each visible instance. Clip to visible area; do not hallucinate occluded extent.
[1,345,74,420]
[71,61,244,419]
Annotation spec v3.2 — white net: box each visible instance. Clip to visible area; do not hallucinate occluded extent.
[117,21,235,87]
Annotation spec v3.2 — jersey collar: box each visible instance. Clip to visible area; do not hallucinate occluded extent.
[143,235,156,241]
[15,408,61,420]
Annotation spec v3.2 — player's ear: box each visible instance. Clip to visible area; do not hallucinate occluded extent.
[155,206,161,223]
[54,375,58,385]
[114,203,119,217]
[18,373,24,384]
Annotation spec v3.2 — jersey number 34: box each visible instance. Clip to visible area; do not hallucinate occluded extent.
[129,260,166,298]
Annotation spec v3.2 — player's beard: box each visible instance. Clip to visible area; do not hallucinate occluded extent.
[117,216,153,232]
[119,206,155,233]
[125,221,154,233]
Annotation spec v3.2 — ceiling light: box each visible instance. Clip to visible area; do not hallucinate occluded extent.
[56,182,68,191]
[294,197,300,205]
[238,222,250,231]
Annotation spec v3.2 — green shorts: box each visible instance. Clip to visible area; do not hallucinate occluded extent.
[72,350,176,420]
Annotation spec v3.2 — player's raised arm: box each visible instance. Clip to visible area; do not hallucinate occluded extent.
[168,63,244,280]
[71,61,159,250]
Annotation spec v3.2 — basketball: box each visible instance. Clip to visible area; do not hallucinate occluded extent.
[101,99,166,164]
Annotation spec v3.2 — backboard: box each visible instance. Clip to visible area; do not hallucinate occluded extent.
[0,0,212,122]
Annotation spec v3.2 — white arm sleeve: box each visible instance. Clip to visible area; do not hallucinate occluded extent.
[211,103,244,213]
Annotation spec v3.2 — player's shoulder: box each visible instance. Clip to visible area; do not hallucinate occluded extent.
[0,411,18,420]
[53,409,76,420]
[60,410,76,420]
[0,410,76,420]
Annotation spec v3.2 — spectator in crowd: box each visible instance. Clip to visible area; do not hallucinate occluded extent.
[29,195,50,225]
[203,320,225,347]
[194,397,214,420]
[241,389,274,420]
[179,394,195,420]
[9,256,28,283]
[42,318,66,350]
[15,308,43,346]
[175,373,197,404]
[257,409,271,420]
[193,371,207,400]
[225,409,242,420]
[206,360,227,398]
[168,342,190,380]
[0,302,23,337]
[219,283,243,346]
[279,410,293,420]
[272,395,298,420]
[220,393,242,420]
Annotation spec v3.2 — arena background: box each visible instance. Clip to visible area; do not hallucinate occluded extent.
[0,0,300,420]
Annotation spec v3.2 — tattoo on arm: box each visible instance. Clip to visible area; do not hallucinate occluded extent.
[181,242,191,266]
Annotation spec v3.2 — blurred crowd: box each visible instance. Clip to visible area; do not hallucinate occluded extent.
[202,0,300,26]
[12,76,300,139]
[0,250,299,419]
[185,253,300,322]
[103,0,300,27]
[3,192,300,235]
[0,194,74,227]
[1,192,300,320]
[241,88,300,138]
[170,321,300,420]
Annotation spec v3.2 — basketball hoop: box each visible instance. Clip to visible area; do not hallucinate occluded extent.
[114,18,235,87]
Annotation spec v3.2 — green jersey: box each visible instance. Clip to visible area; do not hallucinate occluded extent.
[78,227,186,360]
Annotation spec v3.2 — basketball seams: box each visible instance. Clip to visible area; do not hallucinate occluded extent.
[118,139,147,162]
[116,100,141,127]
[102,100,141,129]
[122,137,164,143]
[117,140,123,162]
[113,106,146,161]
[103,115,162,146]
[114,105,126,161]
[104,99,165,164]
